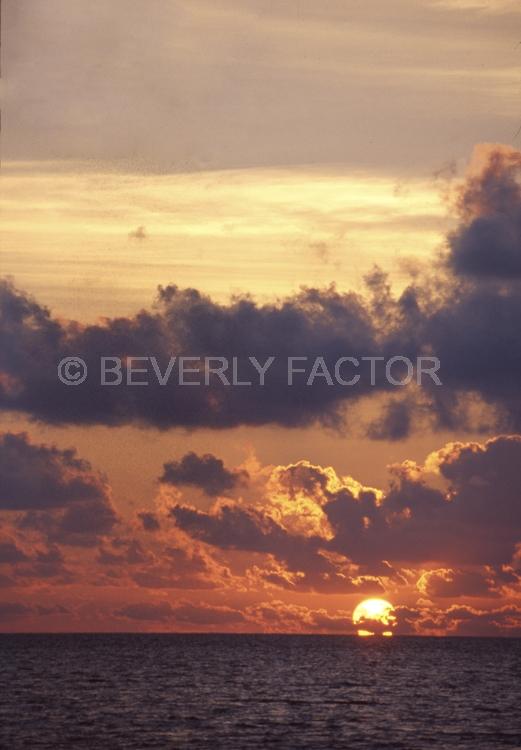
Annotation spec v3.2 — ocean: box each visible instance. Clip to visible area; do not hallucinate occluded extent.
[1,634,520,749]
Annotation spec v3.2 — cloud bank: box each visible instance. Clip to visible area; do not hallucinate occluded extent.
[1,430,521,633]
[2,145,521,436]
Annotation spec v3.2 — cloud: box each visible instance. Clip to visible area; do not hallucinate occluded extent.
[0,602,31,620]
[1,432,520,603]
[97,538,150,567]
[3,143,521,439]
[244,600,353,633]
[0,600,70,627]
[0,278,390,430]
[0,531,72,583]
[169,477,387,595]
[114,598,354,631]
[170,437,521,588]
[367,399,412,440]
[18,546,72,582]
[0,431,118,547]
[327,435,521,567]
[115,600,245,626]
[417,568,502,598]
[160,452,248,496]
[114,601,174,622]
[2,144,521,440]
[397,602,521,636]
[448,145,521,277]
[171,601,245,626]
[0,432,107,510]
[0,433,519,632]
[137,511,160,532]
[0,433,519,633]
[129,542,225,591]
[0,540,29,564]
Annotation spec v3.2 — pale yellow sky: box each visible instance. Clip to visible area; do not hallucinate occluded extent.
[1,162,449,319]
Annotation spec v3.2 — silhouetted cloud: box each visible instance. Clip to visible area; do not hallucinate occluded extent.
[0,432,118,547]
[0,541,28,564]
[0,602,31,620]
[160,452,248,496]
[128,541,225,591]
[397,603,521,636]
[115,601,174,622]
[4,144,521,439]
[0,278,393,430]
[0,431,520,632]
[137,512,160,532]
[0,432,107,510]
[170,437,521,586]
[417,568,501,598]
[171,602,246,626]
[115,600,245,626]
[0,601,70,626]
[367,399,411,440]
[448,145,521,277]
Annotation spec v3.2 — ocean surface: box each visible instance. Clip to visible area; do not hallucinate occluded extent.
[1,634,521,749]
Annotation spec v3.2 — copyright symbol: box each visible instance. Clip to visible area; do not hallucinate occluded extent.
[57,357,87,385]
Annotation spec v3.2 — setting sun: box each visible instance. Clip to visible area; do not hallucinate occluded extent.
[352,598,397,637]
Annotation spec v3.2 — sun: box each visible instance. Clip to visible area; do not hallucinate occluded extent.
[352,598,397,637]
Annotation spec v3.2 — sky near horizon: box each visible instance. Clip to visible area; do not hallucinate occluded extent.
[1,0,521,635]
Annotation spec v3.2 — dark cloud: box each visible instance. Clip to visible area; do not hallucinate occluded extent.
[169,498,333,587]
[137,512,160,532]
[170,500,378,594]
[170,602,245,626]
[20,546,72,582]
[441,605,521,637]
[98,538,150,567]
[0,602,31,620]
[160,452,248,496]
[397,603,521,637]
[115,600,245,626]
[0,432,118,547]
[35,604,69,617]
[417,568,502,599]
[172,503,309,559]
[244,600,356,633]
[6,591,521,634]
[367,399,411,440]
[0,540,28,564]
[2,145,521,438]
[114,601,174,622]
[327,436,521,568]
[170,437,521,586]
[0,535,72,582]
[0,432,107,510]
[130,543,222,591]
[0,277,399,431]
[0,263,508,440]
[130,568,217,590]
[448,146,521,277]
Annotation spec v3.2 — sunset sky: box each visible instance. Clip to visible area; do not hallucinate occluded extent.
[1,0,521,635]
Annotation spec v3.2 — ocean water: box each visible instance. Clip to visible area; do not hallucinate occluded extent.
[1,634,520,749]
